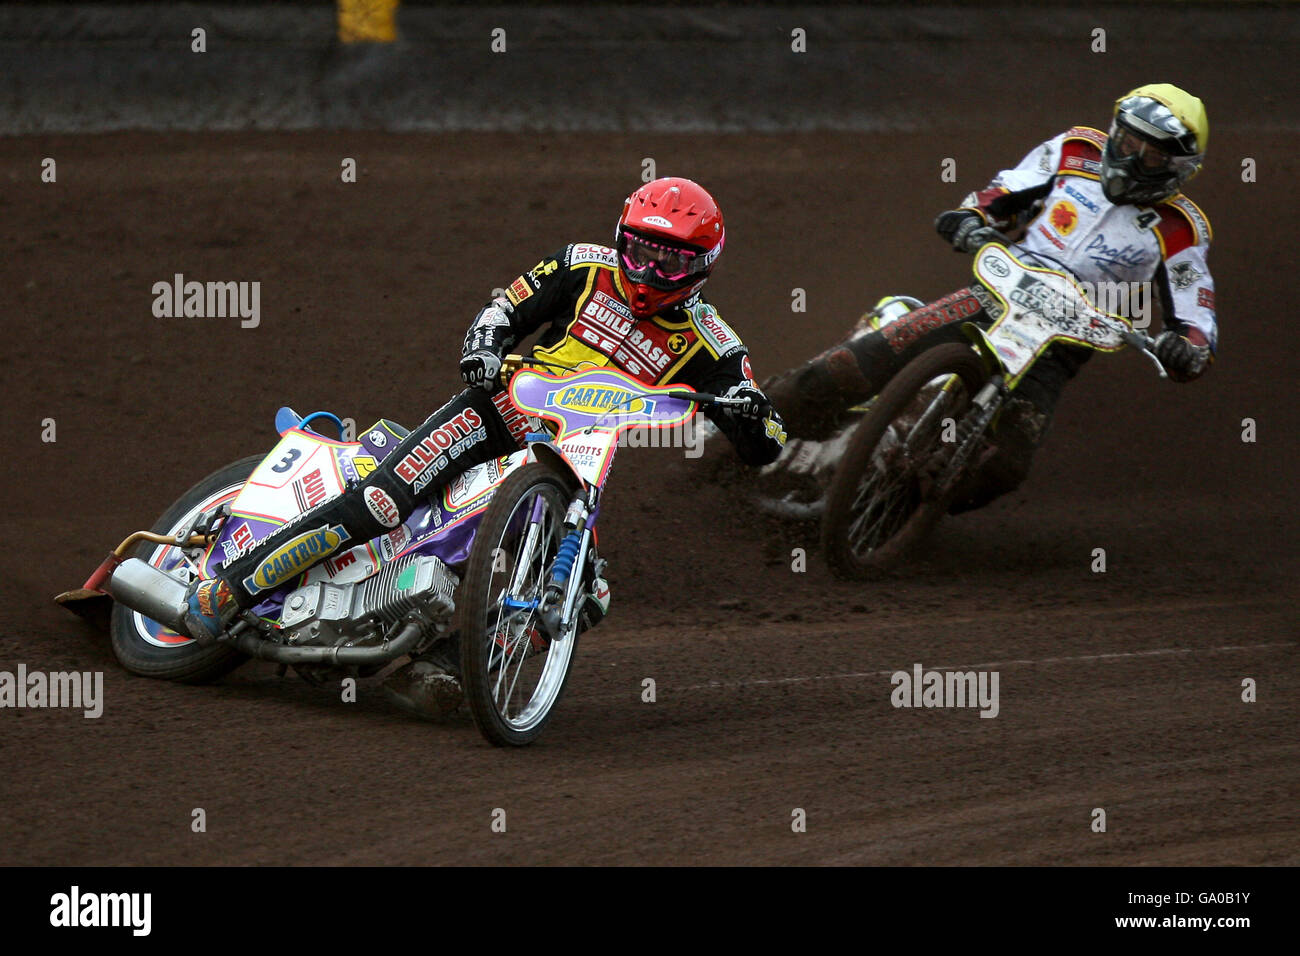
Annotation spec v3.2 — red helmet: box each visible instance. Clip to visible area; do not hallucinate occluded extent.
[615,177,725,319]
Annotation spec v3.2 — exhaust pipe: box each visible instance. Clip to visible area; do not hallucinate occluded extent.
[103,558,191,632]
[227,620,424,665]
[99,557,428,666]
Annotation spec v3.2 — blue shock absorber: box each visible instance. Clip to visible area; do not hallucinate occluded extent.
[549,529,584,587]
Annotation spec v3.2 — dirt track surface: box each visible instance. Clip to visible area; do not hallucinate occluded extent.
[2,124,1297,865]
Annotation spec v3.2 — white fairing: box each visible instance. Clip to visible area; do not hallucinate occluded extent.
[974,245,1129,380]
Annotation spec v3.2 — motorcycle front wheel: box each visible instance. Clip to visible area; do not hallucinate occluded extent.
[820,343,989,578]
[457,461,581,747]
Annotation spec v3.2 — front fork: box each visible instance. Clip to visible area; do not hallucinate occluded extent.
[549,485,600,636]
[933,376,1006,498]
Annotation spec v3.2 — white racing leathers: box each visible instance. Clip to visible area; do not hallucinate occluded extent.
[960,125,1217,357]
[762,126,1219,512]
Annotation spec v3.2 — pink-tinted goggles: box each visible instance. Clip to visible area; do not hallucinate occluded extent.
[619,232,706,286]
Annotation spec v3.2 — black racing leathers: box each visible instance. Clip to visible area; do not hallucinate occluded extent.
[466,241,786,467]
[217,241,786,608]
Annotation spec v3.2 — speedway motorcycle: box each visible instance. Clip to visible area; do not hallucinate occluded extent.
[721,239,1169,578]
[56,359,746,746]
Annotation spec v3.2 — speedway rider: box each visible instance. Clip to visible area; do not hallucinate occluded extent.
[766,84,1217,511]
[183,177,787,708]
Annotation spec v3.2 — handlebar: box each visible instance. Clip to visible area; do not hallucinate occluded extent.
[1118,328,1168,379]
[974,227,1016,247]
[667,389,759,410]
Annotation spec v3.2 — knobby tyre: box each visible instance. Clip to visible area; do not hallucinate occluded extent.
[820,343,989,578]
[109,456,260,682]
[457,461,581,747]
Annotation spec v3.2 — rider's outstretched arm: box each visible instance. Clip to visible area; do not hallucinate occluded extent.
[695,348,787,467]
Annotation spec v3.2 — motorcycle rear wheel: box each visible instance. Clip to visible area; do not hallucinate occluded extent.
[457,461,581,747]
[820,343,989,578]
[109,457,259,683]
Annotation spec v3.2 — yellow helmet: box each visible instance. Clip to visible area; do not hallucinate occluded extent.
[1101,84,1208,205]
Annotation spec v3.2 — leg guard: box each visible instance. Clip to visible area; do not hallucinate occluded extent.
[765,288,988,441]
[218,387,522,608]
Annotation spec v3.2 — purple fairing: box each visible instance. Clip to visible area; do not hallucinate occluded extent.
[204,420,504,623]
[204,374,694,623]
[508,366,696,438]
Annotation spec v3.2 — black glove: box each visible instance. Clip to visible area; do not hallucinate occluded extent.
[1152,330,1211,382]
[936,210,1002,253]
[720,384,771,422]
[936,209,980,249]
[460,350,503,391]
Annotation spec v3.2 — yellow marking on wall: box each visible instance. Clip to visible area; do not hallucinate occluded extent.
[339,0,398,44]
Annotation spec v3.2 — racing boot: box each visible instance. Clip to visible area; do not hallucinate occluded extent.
[181,578,239,643]
[381,633,463,721]
[578,553,611,633]
[580,573,611,633]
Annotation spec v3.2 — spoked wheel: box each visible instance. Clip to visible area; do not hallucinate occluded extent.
[821,343,989,578]
[457,462,581,747]
[109,457,259,683]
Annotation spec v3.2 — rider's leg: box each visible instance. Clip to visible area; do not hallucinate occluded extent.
[764,288,989,440]
[948,345,1092,514]
[183,388,526,640]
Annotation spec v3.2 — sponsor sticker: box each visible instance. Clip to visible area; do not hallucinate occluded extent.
[1169,197,1212,244]
[396,409,487,495]
[881,291,982,353]
[528,258,560,283]
[1169,261,1203,290]
[367,429,387,448]
[365,486,401,528]
[642,215,673,228]
[319,548,369,580]
[569,243,617,267]
[292,467,328,512]
[1197,287,1215,310]
[548,384,653,416]
[220,521,256,565]
[1067,126,1107,149]
[695,306,741,356]
[506,276,533,305]
[1036,223,1066,250]
[1062,182,1100,213]
[983,253,1011,278]
[1063,155,1102,174]
[380,526,411,561]
[763,415,787,446]
[243,523,347,594]
[1049,200,1078,236]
